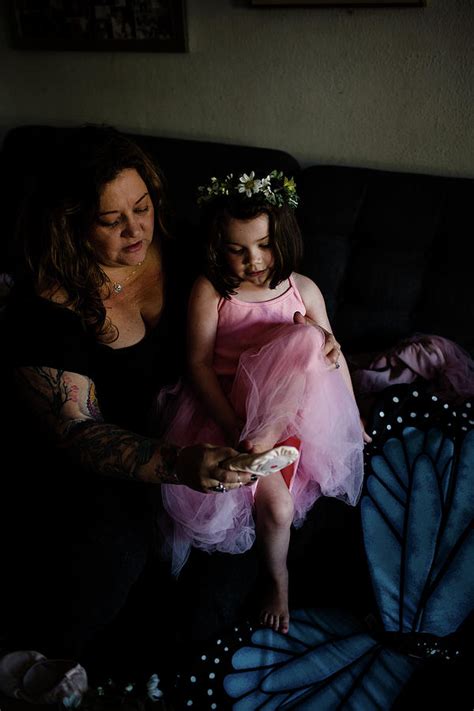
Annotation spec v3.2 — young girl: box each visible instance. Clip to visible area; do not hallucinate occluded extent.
[158,170,365,634]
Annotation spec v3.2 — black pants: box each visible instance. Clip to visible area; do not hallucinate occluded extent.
[0,459,178,677]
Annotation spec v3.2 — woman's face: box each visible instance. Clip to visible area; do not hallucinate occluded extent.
[89,168,155,268]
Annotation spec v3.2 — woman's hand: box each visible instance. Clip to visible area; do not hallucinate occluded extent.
[176,443,256,493]
[293,311,341,366]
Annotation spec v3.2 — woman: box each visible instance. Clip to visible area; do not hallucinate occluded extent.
[0,126,340,704]
[0,126,257,702]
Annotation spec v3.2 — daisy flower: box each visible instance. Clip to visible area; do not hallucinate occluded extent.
[238,172,260,197]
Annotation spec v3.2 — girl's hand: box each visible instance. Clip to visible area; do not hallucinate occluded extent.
[176,443,256,493]
[293,311,341,365]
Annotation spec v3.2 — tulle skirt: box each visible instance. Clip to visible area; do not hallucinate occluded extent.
[158,323,364,576]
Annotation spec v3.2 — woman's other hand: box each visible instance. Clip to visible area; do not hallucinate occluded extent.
[293,311,340,365]
[176,444,255,493]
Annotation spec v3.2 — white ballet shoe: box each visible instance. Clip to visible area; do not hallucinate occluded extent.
[223,445,299,477]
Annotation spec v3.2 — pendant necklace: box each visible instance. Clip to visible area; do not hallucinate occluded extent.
[112,261,143,294]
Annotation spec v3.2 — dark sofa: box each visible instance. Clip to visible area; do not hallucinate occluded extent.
[2,125,473,356]
[1,126,472,710]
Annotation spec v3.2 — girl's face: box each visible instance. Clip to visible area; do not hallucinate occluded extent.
[89,168,155,268]
[224,213,274,286]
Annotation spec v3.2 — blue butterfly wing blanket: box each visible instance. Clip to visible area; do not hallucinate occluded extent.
[170,386,473,710]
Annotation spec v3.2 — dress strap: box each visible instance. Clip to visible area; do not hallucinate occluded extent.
[288,273,306,314]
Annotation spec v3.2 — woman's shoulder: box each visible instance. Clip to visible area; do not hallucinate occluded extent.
[5,279,90,370]
[7,278,69,314]
[39,284,71,307]
[5,281,83,344]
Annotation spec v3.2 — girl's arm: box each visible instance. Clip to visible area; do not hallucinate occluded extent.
[14,366,247,492]
[187,276,241,445]
[294,311,340,365]
[293,273,371,442]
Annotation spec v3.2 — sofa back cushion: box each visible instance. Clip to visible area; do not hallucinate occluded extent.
[298,166,474,355]
[2,126,472,356]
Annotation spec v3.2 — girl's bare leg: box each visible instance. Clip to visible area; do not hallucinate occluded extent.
[254,473,294,634]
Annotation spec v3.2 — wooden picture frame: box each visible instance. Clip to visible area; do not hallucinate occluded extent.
[10,0,187,52]
[251,1,425,6]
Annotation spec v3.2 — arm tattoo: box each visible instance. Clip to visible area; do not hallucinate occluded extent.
[62,421,157,480]
[17,367,78,419]
[16,366,181,483]
[62,424,181,483]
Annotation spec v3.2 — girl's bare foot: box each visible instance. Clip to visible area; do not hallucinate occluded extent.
[242,437,277,455]
[259,573,290,634]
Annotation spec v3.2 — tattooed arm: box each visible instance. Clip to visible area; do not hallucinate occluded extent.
[15,366,252,492]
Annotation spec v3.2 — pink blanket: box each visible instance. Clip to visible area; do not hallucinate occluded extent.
[352,334,474,405]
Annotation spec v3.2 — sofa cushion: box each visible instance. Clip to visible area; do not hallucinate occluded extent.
[2,126,472,356]
[298,166,474,355]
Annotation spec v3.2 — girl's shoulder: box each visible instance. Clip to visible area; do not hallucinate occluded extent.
[190,274,221,304]
[292,273,329,323]
[292,272,323,301]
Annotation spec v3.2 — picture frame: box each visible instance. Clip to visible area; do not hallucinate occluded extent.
[10,0,187,52]
[251,1,425,6]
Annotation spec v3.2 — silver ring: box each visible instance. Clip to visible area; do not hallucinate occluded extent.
[237,473,243,487]
[212,482,227,493]
[335,361,340,369]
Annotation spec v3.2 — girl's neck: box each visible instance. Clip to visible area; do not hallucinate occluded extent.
[233,276,291,303]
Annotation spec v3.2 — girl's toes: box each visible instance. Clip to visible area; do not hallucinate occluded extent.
[279,615,290,634]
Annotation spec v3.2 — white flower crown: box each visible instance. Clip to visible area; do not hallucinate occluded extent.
[197,170,299,209]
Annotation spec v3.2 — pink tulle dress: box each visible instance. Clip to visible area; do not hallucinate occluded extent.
[158,275,364,575]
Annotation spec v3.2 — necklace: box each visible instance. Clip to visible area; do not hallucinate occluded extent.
[112,262,143,294]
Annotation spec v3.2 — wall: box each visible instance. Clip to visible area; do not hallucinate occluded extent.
[1,0,473,175]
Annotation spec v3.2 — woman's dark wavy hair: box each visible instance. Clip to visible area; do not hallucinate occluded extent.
[19,124,169,341]
[202,194,303,298]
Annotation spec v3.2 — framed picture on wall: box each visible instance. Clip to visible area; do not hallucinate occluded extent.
[251,1,425,6]
[10,0,187,52]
